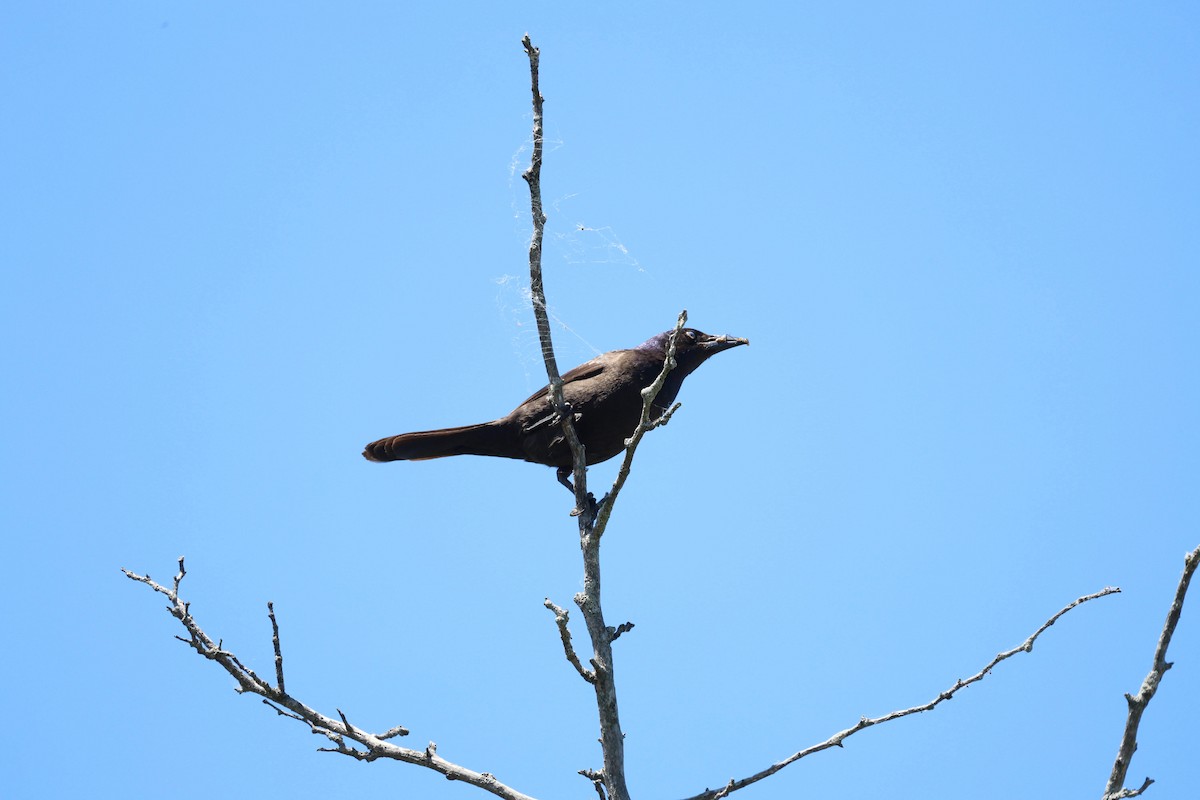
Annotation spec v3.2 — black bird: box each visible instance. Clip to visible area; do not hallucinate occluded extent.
[363,328,748,489]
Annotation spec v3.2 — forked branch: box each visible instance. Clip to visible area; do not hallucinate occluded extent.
[1102,544,1200,800]
[520,33,591,526]
[594,310,688,536]
[521,34,631,800]
[681,587,1121,800]
[122,559,537,800]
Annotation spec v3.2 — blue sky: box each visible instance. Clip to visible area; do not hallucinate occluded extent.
[3,3,1197,799]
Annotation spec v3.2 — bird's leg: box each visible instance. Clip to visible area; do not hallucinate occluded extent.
[551,400,595,518]
[557,467,598,519]
[556,466,575,492]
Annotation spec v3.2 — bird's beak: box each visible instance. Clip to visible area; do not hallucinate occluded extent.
[699,333,749,352]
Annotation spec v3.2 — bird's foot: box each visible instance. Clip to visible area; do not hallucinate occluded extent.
[557,467,597,519]
[569,492,598,519]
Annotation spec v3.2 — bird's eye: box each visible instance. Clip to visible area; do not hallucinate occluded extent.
[686,330,697,341]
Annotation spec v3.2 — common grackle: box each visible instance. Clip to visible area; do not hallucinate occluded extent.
[363,328,748,489]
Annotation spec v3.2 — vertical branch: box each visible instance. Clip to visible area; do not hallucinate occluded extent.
[519,34,591,523]
[520,36,552,378]
[521,35,630,800]
[1102,544,1200,800]
[593,310,688,537]
[268,601,285,694]
[574,516,630,800]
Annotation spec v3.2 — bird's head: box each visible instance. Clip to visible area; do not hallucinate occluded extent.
[640,328,749,375]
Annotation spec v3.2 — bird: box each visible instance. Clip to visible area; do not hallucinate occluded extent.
[363,328,748,490]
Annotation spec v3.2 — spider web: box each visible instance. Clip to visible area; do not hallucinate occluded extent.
[496,134,647,385]
[491,273,599,389]
[507,133,645,272]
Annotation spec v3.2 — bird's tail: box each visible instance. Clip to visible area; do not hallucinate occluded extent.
[362,421,522,463]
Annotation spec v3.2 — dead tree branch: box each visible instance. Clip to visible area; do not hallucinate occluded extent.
[544,598,596,684]
[1102,544,1200,800]
[519,34,592,526]
[122,559,537,800]
[681,587,1121,800]
[593,310,687,536]
[521,34,631,800]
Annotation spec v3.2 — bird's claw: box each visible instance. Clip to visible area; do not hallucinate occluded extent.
[569,492,599,519]
[556,467,597,518]
[552,402,582,428]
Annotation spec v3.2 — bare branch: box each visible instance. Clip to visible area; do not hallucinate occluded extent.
[571,568,629,800]
[379,724,411,740]
[263,698,305,722]
[593,311,688,537]
[681,587,1121,800]
[710,779,737,800]
[124,563,538,800]
[609,622,635,643]
[1103,544,1200,800]
[520,35,629,800]
[519,33,592,525]
[580,768,608,800]
[545,598,596,683]
[1105,777,1155,800]
[268,601,285,694]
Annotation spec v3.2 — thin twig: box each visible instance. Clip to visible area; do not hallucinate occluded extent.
[680,587,1121,800]
[379,724,411,740]
[123,562,537,800]
[519,33,591,524]
[520,35,629,800]
[268,601,285,694]
[593,310,688,537]
[1102,544,1200,800]
[1105,777,1155,800]
[545,598,596,683]
[609,622,635,643]
[580,768,608,800]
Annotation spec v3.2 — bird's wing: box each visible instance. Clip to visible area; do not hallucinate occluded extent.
[513,356,613,436]
[515,357,609,407]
